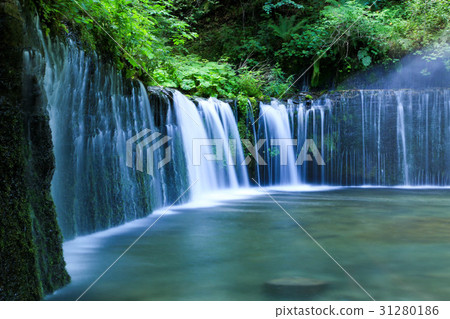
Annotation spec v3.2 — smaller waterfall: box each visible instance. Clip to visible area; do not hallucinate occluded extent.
[296,100,331,184]
[258,101,299,185]
[361,90,366,184]
[197,97,249,188]
[246,100,261,184]
[171,92,248,200]
[395,91,410,185]
[171,92,219,198]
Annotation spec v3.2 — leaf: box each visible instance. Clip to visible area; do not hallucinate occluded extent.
[361,56,372,67]
[357,49,368,60]
[180,79,195,90]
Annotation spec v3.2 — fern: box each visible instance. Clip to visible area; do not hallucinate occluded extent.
[269,15,305,42]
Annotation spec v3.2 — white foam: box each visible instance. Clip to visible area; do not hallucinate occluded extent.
[265,184,343,192]
[168,187,265,209]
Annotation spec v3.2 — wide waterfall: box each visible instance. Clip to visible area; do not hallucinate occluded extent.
[26,28,248,239]
[264,89,450,186]
[23,19,450,240]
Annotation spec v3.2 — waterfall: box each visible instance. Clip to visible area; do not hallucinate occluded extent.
[395,91,410,185]
[246,100,261,184]
[197,97,249,188]
[28,36,173,238]
[296,99,332,184]
[171,92,248,200]
[24,18,450,240]
[258,101,299,185]
[27,26,248,238]
[290,89,450,186]
[361,90,366,184]
[250,89,450,187]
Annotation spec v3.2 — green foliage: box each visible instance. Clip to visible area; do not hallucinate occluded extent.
[37,0,294,100]
[156,55,237,97]
[263,0,304,14]
[36,0,196,79]
[263,65,294,97]
[267,147,281,157]
[358,49,372,67]
[176,0,449,89]
[269,15,305,42]
[38,0,449,95]
[152,54,293,99]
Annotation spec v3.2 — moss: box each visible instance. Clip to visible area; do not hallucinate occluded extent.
[234,98,259,182]
[0,0,69,300]
[25,110,70,294]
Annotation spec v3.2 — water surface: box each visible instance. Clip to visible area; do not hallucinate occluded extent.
[48,188,450,301]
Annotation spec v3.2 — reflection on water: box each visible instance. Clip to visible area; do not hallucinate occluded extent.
[48,188,450,301]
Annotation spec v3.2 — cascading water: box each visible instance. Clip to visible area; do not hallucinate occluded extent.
[197,97,249,189]
[27,24,248,239]
[26,35,173,238]
[395,91,410,185]
[296,99,332,184]
[170,92,248,200]
[258,101,299,185]
[24,18,450,241]
[289,89,450,186]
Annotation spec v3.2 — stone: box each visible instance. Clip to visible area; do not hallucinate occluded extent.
[264,277,328,296]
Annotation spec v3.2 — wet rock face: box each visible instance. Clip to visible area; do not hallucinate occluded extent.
[0,0,69,300]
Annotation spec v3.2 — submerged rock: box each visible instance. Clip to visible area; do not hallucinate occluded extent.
[264,277,328,297]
